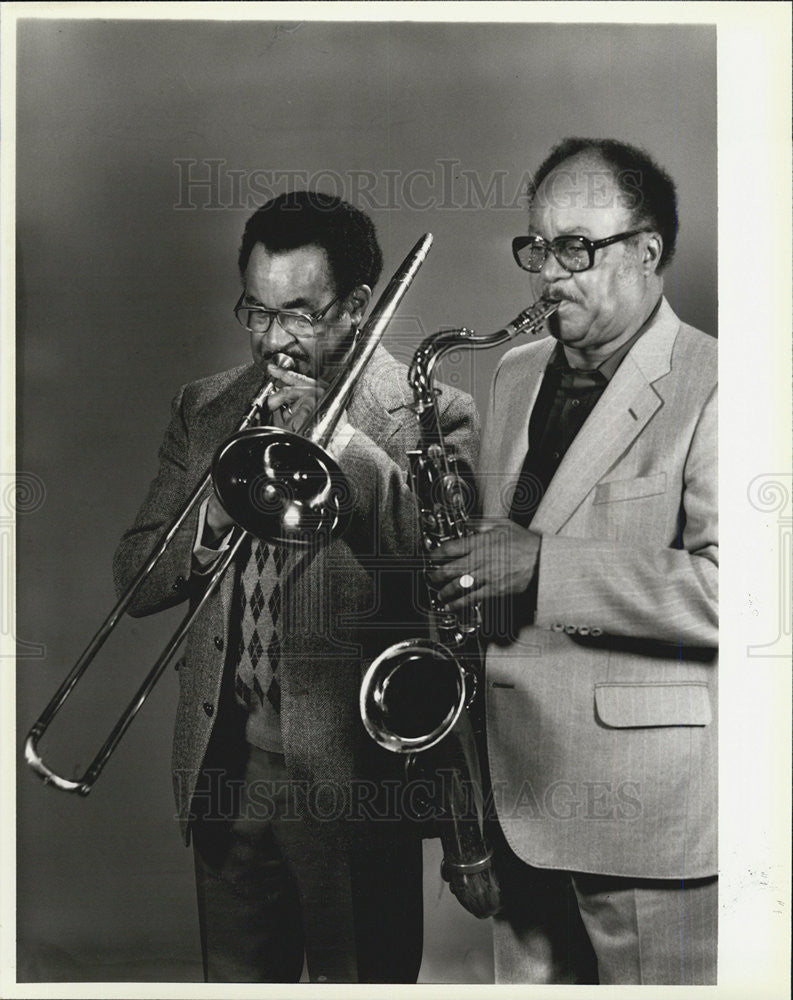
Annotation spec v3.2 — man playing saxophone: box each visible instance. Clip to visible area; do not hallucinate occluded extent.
[429,139,717,984]
[113,191,479,983]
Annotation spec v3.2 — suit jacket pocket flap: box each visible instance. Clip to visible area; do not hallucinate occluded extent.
[593,472,667,504]
[595,682,711,728]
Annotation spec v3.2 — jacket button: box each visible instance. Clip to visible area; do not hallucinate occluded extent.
[590,627,603,637]
[213,635,224,651]
[551,623,565,632]
[203,702,214,717]
[564,624,578,634]
[578,626,590,636]
[172,575,187,593]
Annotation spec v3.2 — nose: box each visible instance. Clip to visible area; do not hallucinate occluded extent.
[539,248,569,283]
[256,317,297,355]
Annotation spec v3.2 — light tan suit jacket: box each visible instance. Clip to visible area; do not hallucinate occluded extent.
[480,298,717,879]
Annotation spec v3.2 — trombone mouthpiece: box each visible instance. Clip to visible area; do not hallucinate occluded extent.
[263,352,296,375]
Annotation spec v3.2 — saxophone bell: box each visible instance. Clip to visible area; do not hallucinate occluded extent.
[359,639,501,920]
[360,639,466,753]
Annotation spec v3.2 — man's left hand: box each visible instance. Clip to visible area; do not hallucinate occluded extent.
[427,519,541,613]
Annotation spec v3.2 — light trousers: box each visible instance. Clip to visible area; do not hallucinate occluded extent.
[491,823,717,985]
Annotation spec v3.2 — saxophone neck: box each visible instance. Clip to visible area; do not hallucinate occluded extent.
[408,297,559,408]
[407,329,464,410]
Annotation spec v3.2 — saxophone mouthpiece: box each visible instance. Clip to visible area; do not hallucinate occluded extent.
[506,297,559,340]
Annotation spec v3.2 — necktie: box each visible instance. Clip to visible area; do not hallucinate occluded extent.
[234,537,284,715]
[509,362,607,528]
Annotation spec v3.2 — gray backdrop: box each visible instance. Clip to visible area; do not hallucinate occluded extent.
[15,19,716,984]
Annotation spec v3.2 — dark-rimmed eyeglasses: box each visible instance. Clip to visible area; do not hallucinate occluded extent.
[233,292,343,336]
[512,229,650,273]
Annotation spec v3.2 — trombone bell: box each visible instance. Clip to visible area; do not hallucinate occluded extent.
[212,427,351,546]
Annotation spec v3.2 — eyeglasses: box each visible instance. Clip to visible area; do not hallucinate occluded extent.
[233,292,343,336]
[512,229,649,273]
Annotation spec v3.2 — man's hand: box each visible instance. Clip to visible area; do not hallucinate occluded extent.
[427,518,541,613]
[265,360,328,433]
[204,494,236,546]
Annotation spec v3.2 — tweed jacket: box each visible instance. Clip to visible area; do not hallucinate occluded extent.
[113,346,479,842]
[480,297,717,880]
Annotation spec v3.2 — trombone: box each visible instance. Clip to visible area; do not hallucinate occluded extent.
[24,233,434,795]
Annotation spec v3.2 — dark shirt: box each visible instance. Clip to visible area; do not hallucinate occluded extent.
[508,300,660,529]
[485,301,662,637]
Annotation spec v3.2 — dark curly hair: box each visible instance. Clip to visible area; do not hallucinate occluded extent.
[528,138,679,270]
[238,190,384,293]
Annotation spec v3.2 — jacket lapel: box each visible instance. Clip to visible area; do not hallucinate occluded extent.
[503,341,556,483]
[530,298,680,534]
[484,338,556,517]
[346,345,410,445]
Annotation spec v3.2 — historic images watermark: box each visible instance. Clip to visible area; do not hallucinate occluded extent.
[177,767,644,826]
[174,159,531,213]
[746,474,792,657]
[1,472,47,658]
[173,160,647,213]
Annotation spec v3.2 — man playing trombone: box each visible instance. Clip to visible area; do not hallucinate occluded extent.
[113,191,479,983]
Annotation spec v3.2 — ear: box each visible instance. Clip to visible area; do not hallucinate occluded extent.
[641,232,663,275]
[344,284,372,327]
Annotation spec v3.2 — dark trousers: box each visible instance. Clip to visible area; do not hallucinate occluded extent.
[191,742,423,983]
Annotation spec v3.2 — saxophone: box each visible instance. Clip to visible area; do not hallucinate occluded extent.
[359,296,559,919]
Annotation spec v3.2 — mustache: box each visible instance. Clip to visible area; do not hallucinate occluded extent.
[260,349,309,367]
[544,288,581,305]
